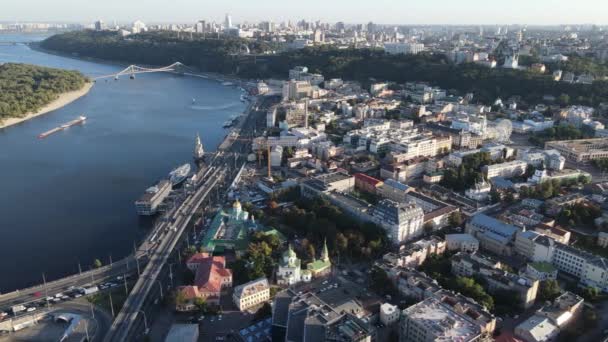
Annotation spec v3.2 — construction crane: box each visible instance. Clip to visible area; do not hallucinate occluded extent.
[225,135,273,179]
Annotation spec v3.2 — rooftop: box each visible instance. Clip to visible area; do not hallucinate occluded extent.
[470,214,519,238]
[234,277,269,299]
[402,297,482,341]
[529,262,557,273]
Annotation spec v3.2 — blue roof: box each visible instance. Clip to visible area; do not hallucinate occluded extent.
[519,230,540,240]
[482,230,511,244]
[384,179,410,192]
[470,214,518,237]
[490,177,514,189]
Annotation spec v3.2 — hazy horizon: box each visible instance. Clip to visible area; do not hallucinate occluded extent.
[2,0,608,26]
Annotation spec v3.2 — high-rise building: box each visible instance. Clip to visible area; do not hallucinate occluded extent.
[94,20,104,31]
[131,20,147,34]
[195,20,206,34]
[224,14,232,29]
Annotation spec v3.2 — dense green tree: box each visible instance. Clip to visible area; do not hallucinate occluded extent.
[448,211,464,228]
[538,280,561,302]
[0,63,87,121]
[370,267,398,297]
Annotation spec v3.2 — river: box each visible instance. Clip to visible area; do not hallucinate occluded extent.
[0,34,247,293]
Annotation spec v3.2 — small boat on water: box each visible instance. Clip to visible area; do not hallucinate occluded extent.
[192,98,196,104]
[222,81,234,86]
[223,121,233,128]
[38,116,87,139]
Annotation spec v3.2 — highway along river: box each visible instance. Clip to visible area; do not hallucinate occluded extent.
[0,34,247,292]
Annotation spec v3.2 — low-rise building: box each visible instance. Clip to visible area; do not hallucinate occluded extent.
[300,171,355,198]
[466,214,519,256]
[233,277,270,311]
[277,245,303,286]
[451,252,502,277]
[445,234,480,253]
[382,236,446,268]
[515,292,583,342]
[306,239,333,278]
[545,138,608,164]
[354,173,383,194]
[483,160,527,179]
[534,224,571,245]
[525,262,558,281]
[176,253,232,311]
[465,179,492,202]
[399,297,482,342]
[377,179,412,202]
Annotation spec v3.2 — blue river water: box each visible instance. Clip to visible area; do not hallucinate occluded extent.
[0,34,246,292]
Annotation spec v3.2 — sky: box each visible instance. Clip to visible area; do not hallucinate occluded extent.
[2,0,607,25]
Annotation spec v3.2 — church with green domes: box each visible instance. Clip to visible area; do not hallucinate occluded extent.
[276,240,332,286]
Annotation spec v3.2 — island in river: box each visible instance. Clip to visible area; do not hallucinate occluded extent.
[0,63,90,129]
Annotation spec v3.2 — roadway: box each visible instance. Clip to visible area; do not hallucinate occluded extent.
[0,255,144,317]
[103,95,270,341]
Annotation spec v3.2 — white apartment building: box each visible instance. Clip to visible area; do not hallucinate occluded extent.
[518,149,565,171]
[384,42,425,55]
[483,160,527,179]
[552,244,608,291]
[373,199,424,244]
[233,277,270,311]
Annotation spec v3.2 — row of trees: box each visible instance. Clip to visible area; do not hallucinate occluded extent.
[42,31,608,107]
[528,124,592,146]
[0,63,87,120]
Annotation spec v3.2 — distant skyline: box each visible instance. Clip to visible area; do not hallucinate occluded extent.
[2,0,608,26]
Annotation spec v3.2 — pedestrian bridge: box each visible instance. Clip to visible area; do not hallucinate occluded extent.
[93,62,193,80]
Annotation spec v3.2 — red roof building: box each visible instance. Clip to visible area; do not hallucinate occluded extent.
[176,253,232,311]
[354,173,383,194]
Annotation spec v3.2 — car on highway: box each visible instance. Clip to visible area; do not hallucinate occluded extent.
[26,307,36,313]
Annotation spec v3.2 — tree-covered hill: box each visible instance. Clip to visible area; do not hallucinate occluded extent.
[41,30,608,106]
[0,63,88,120]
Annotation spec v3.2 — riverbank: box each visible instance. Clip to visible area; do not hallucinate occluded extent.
[0,81,93,130]
[32,43,253,90]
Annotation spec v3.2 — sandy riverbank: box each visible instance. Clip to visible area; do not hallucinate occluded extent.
[0,82,94,130]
